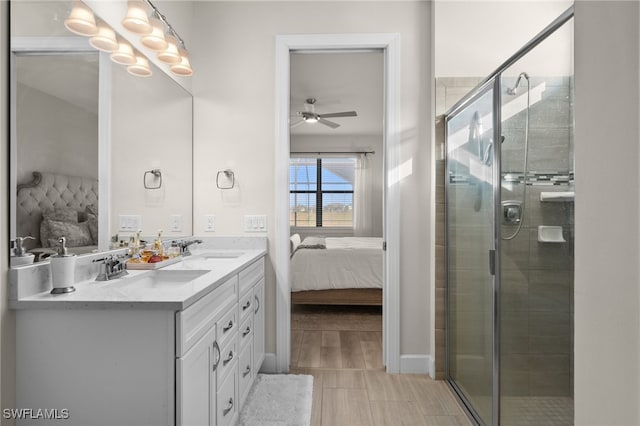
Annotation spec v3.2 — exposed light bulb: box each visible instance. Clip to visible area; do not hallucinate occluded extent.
[122,0,152,35]
[170,47,193,77]
[157,34,181,64]
[110,38,136,65]
[141,17,168,51]
[127,54,152,77]
[64,1,98,36]
[89,21,118,52]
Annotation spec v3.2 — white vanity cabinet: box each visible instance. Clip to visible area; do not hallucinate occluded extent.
[176,275,237,426]
[237,257,266,406]
[14,253,266,426]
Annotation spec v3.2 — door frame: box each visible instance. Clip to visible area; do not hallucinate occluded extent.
[274,33,401,373]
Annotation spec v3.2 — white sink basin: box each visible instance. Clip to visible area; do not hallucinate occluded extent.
[196,251,244,260]
[109,269,209,289]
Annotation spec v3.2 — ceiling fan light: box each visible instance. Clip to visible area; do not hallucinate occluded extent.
[304,116,318,124]
[170,48,193,76]
[89,21,119,52]
[158,34,181,64]
[110,38,136,65]
[64,1,98,36]
[141,17,168,51]
[122,0,152,35]
[127,54,152,77]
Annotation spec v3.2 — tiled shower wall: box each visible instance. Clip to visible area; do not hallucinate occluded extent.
[435,76,574,398]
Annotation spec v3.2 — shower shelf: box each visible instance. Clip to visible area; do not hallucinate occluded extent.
[540,191,574,202]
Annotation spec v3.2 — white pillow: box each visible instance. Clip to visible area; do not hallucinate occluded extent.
[290,233,301,255]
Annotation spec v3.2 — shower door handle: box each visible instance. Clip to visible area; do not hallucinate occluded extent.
[489,249,496,276]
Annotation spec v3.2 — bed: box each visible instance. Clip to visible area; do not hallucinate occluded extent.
[16,171,99,259]
[290,234,383,305]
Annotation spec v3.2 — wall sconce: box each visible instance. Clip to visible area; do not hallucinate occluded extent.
[64,0,98,36]
[216,170,235,189]
[63,0,193,78]
[144,169,162,189]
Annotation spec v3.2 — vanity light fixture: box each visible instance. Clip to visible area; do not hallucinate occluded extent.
[127,54,152,77]
[170,47,193,76]
[122,0,152,35]
[141,16,168,51]
[64,0,98,36]
[110,38,136,65]
[158,33,181,64]
[89,20,119,52]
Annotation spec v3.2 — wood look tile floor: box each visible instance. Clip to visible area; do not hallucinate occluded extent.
[290,305,471,426]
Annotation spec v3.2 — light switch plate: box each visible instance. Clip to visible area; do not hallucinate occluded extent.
[119,215,142,232]
[243,215,267,232]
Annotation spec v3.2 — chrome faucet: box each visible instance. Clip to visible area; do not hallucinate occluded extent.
[173,239,203,256]
[94,254,129,281]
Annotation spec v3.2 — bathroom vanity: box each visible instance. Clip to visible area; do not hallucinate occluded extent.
[10,244,266,426]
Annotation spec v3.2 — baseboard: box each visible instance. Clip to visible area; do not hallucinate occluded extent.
[259,353,278,373]
[400,354,433,376]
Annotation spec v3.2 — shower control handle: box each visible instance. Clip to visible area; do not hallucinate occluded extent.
[502,200,523,225]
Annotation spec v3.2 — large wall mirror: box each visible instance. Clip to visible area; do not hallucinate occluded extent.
[9,1,193,266]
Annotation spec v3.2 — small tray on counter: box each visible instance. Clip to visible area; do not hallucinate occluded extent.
[125,256,183,270]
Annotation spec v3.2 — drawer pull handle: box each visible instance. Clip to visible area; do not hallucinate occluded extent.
[242,300,251,311]
[223,320,233,332]
[243,365,251,377]
[223,350,234,365]
[242,326,251,337]
[254,294,260,314]
[212,341,221,372]
[223,397,233,416]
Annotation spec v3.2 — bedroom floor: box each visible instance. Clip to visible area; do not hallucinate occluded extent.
[290,305,471,426]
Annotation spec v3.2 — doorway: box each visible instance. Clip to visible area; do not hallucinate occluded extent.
[274,33,401,373]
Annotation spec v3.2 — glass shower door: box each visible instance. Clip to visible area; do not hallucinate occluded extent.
[446,83,497,425]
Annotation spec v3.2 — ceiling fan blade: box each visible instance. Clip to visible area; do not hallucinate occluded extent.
[290,119,305,128]
[318,111,357,119]
[318,118,340,129]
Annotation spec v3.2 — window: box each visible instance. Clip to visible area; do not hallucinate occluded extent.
[290,157,356,227]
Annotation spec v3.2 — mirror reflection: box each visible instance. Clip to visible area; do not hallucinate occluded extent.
[9,0,193,267]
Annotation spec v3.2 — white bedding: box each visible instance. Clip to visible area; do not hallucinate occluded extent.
[290,237,383,292]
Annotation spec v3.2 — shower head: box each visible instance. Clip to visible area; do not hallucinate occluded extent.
[506,72,530,95]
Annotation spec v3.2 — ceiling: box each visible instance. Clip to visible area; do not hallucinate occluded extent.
[290,50,384,137]
[16,53,99,115]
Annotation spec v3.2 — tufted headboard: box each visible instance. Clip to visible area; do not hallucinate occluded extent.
[16,171,99,251]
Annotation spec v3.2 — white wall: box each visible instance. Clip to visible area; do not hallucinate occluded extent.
[574,2,640,425]
[435,0,573,78]
[110,61,193,241]
[16,83,98,184]
[191,1,432,359]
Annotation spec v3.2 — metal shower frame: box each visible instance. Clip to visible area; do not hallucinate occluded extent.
[443,5,575,426]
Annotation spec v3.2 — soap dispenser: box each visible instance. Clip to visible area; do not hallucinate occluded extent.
[50,237,77,294]
[10,236,35,267]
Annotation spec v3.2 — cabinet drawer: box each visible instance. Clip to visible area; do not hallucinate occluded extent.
[238,342,253,406]
[239,257,264,296]
[217,338,237,385]
[216,368,237,426]
[239,314,253,349]
[176,275,237,357]
[238,290,253,324]
[218,305,237,350]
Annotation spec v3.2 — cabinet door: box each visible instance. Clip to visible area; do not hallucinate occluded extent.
[253,278,265,373]
[176,326,219,426]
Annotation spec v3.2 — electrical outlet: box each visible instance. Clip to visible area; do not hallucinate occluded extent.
[204,215,215,232]
[170,215,182,232]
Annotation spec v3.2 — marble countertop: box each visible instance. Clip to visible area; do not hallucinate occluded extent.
[10,248,266,311]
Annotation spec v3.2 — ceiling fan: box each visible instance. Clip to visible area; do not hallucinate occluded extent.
[291,98,357,129]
